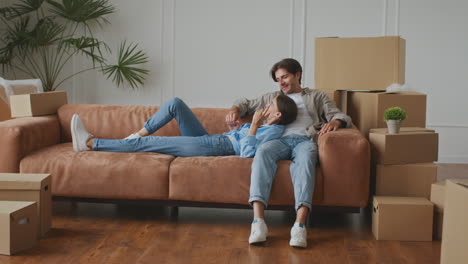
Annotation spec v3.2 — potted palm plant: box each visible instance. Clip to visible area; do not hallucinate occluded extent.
[0,0,149,92]
[384,106,407,134]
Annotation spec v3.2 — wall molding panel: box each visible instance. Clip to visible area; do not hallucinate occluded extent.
[161,0,176,104]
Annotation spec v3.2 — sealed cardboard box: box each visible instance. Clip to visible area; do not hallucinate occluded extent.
[315,36,405,91]
[430,180,446,212]
[441,180,468,264]
[0,173,52,237]
[0,201,38,255]
[372,196,433,241]
[376,163,437,198]
[369,127,438,165]
[343,91,426,136]
[10,91,67,118]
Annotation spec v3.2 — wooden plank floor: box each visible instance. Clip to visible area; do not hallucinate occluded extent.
[0,201,441,264]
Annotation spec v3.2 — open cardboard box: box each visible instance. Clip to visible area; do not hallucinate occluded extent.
[10,91,67,118]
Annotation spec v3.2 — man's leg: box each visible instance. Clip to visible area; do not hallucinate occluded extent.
[248,139,291,244]
[131,97,208,138]
[288,138,318,248]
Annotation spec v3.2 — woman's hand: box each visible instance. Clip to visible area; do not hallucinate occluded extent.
[252,105,270,126]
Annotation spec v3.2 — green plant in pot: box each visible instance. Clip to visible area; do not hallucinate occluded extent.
[0,0,149,92]
[384,106,407,134]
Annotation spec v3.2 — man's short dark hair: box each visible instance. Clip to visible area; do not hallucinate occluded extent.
[270,58,303,84]
[275,94,297,125]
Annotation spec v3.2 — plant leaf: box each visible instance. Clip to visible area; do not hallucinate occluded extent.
[102,41,149,89]
[61,36,107,64]
[46,0,115,24]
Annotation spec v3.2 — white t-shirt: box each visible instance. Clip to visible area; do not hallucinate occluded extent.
[282,93,313,137]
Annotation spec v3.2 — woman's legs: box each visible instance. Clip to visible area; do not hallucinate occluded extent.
[92,135,234,156]
[132,97,208,137]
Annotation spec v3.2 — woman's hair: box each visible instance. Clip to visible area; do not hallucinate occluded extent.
[275,94,297,125]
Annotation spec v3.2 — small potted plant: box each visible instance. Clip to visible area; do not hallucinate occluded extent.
[384,106,407,134]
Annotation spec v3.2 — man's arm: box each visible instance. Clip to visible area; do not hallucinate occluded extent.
[226,92,278,129]
[315,90,352,135]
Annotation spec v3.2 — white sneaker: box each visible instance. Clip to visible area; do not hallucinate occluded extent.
[248,218,268,244]
[289,222,307,248]
[125,133,142,140]
[71,114,92,152]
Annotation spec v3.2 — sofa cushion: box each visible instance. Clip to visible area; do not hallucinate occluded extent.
[169,156,323,206]
[20,143,175,199]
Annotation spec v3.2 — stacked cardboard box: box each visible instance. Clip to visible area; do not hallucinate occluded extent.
[0,173,52,255]
[315,36,438,241]
[315,36,427,138]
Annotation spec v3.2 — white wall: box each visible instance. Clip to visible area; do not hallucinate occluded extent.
[8,0,468,163]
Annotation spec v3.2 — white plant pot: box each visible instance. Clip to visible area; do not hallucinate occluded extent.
[386,120,401,134]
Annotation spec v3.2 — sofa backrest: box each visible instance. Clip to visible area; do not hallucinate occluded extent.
[58,104,251,142]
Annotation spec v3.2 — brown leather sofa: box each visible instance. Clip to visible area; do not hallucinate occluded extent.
[0,104,370,210]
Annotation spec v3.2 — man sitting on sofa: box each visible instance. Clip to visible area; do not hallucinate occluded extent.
[226,58,352,248]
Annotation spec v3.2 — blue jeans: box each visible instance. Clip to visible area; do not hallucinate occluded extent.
[93,98,235,157]
[248,135,318,211]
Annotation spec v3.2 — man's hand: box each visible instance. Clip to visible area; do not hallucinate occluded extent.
[226,108,241,131]
[318,119,343,135]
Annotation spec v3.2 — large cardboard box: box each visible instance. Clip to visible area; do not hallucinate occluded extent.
[342,91,426,136]
[0,201,38,255]
[315,36,405,91]
[10,91,67,118]
[372,196,433,241]
[0,173,52,237]
[369,127,438,165]
[376,163,437,198]
[440,180,468,264]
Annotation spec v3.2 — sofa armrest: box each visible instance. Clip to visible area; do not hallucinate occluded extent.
[317,127,370,207]
[0,116,60,173]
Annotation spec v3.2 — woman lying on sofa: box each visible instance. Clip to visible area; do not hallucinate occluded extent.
[70,95,297,158]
